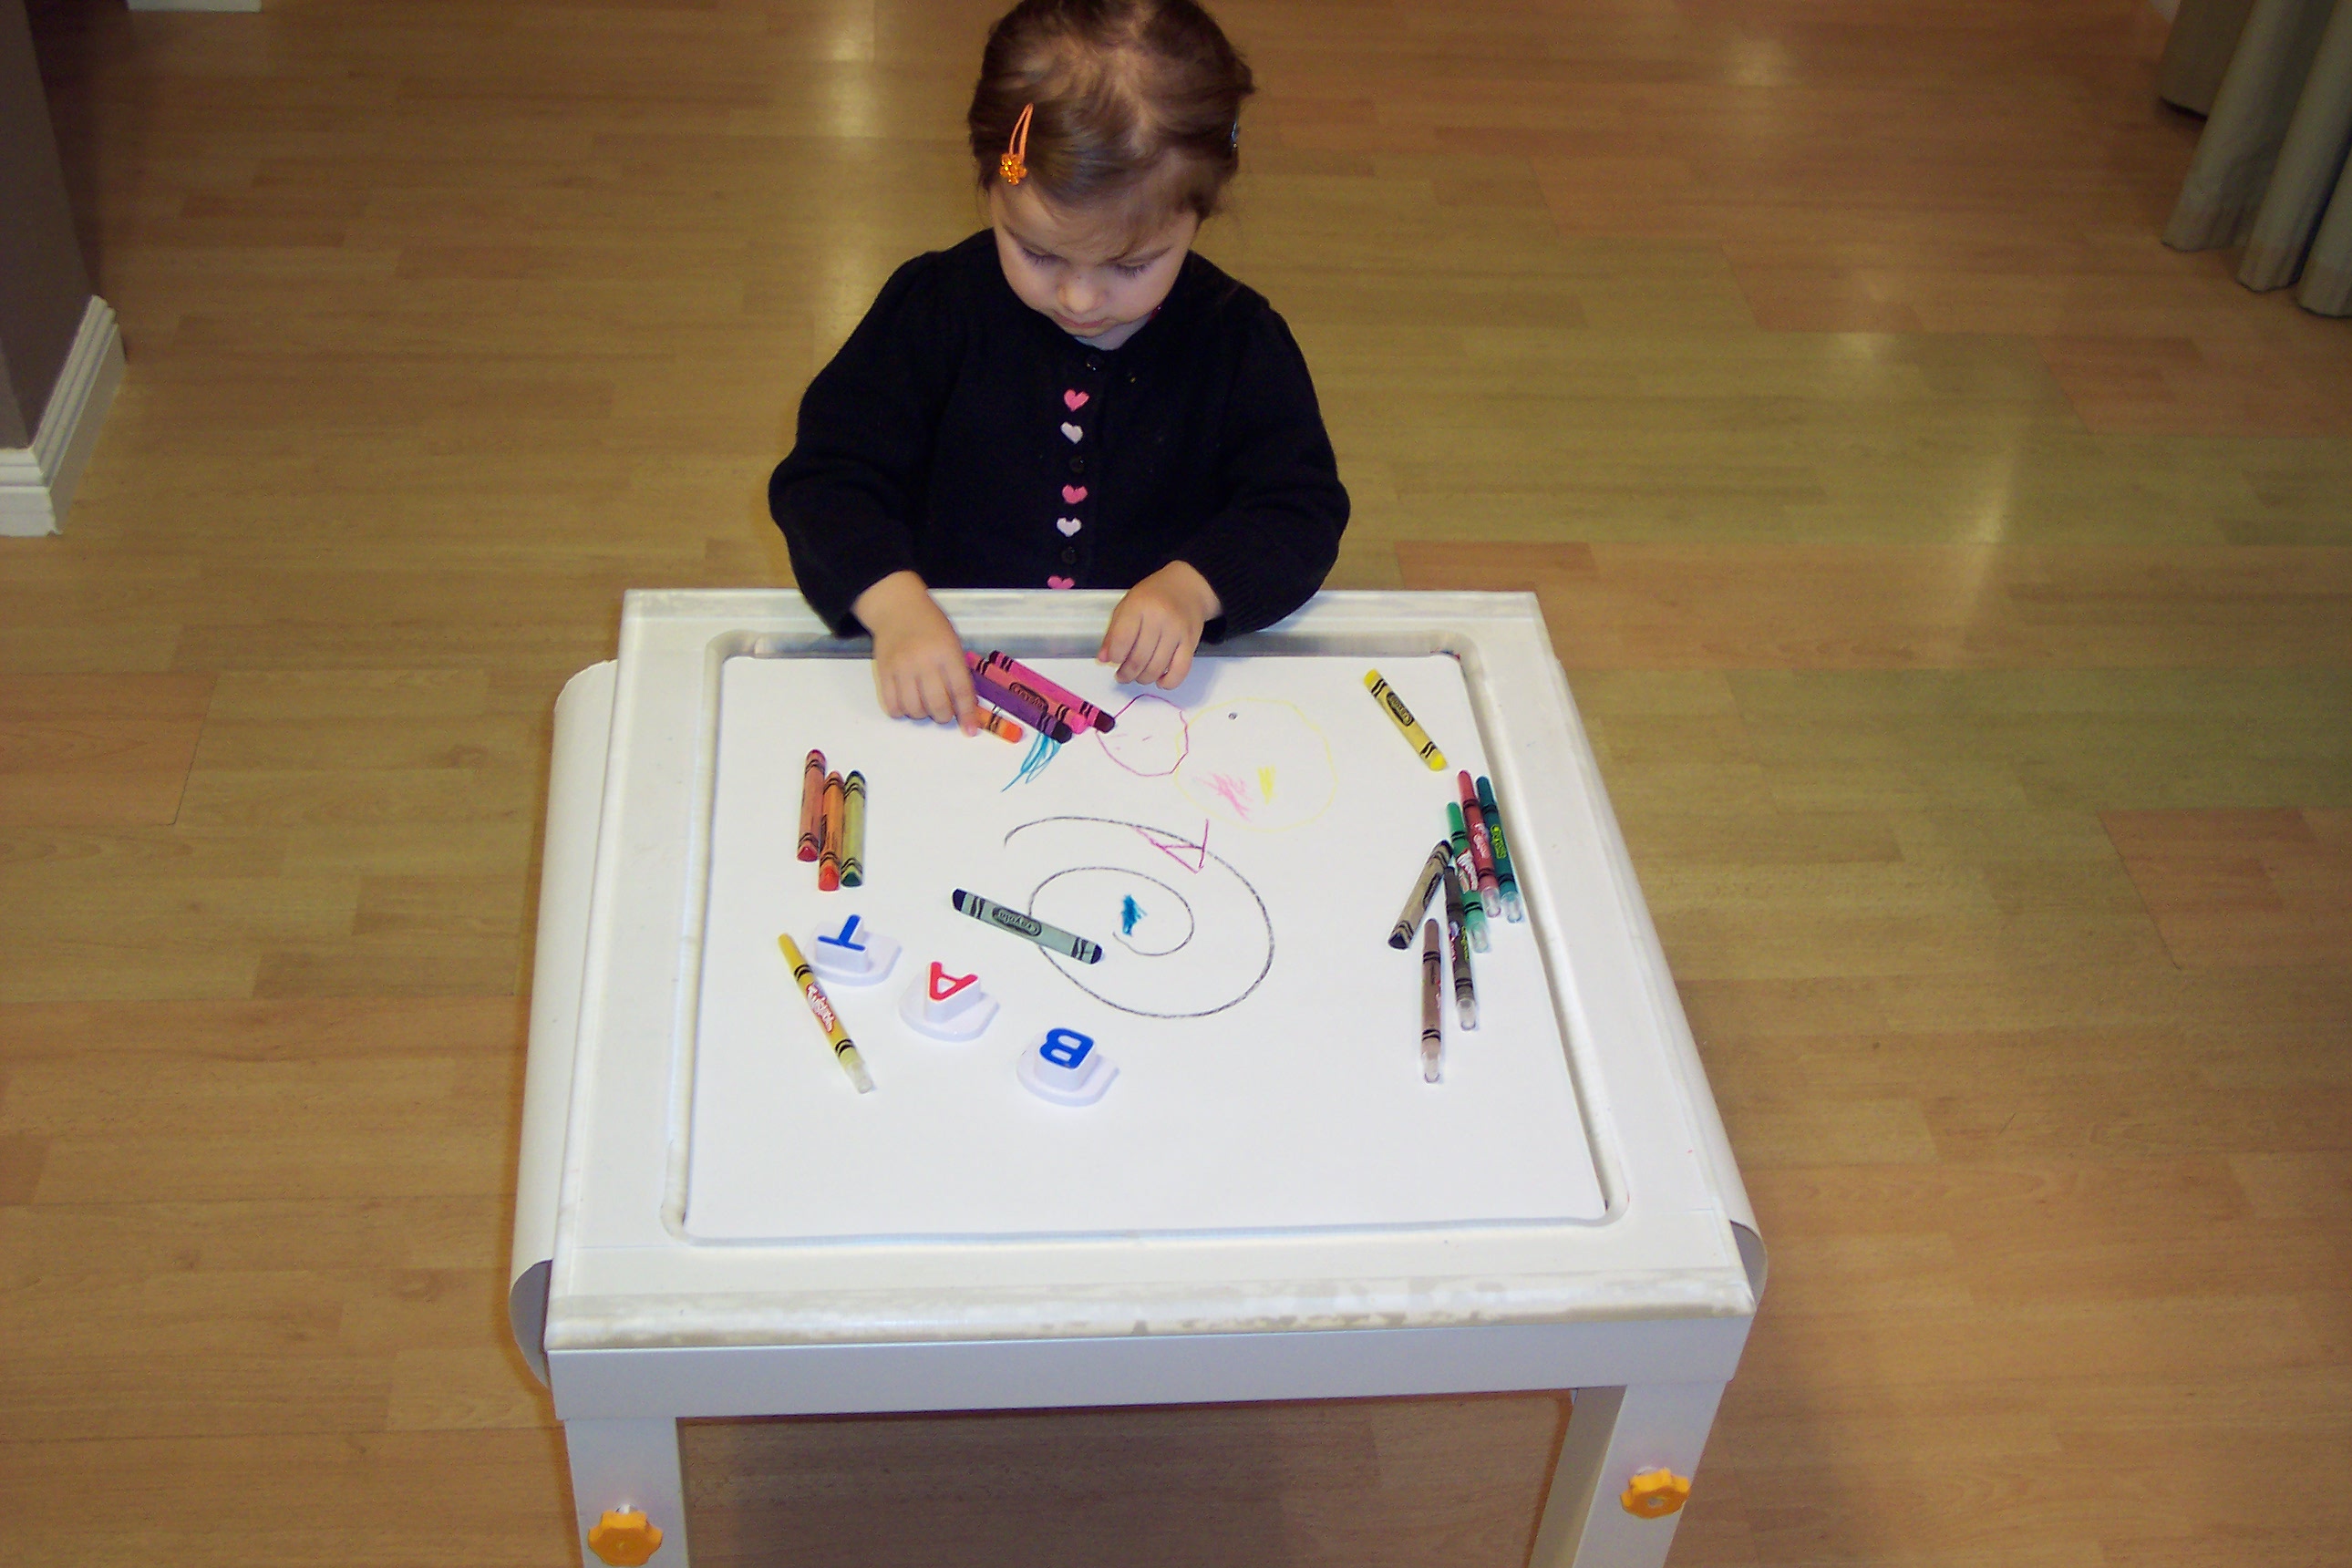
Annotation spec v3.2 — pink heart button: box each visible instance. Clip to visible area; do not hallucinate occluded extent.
[1047,575,1075,590]
[1062,484,1087,503]
[1064,389,1089,411]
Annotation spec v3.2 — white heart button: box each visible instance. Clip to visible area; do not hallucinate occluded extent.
[1057,516,1081,536]
[1060,422,1083,442]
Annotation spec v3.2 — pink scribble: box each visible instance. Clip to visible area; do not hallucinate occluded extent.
[1202,772,1255,819]
[1136,820,1211,874]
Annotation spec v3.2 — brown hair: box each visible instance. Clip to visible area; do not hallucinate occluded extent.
[968,0,1254,242]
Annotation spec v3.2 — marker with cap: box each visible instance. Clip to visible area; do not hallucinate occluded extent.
[1457,772,1502,918]
[1446,801,1490,953]
[1476,775,1524,922]
[1444,864,1478,1030]
[1388,841,1452,949]
[778,934,875,1093]
[1419,918,1444,1083]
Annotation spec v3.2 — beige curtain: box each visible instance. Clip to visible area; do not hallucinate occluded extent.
[2163,0,2352,315]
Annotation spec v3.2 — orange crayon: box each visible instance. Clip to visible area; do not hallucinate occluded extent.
[976,709,1024,744]
[818,770,845,892]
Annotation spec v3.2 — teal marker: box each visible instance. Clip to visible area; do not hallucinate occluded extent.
[1476,775,1525,923]
[1446,802,1489,952]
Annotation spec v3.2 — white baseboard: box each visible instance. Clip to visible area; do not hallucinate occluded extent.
[1,297,126,539]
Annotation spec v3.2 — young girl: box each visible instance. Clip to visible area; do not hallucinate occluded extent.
[769,0,1348,731]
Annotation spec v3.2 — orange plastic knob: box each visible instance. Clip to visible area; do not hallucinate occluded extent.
[1620,1468,1692,1518]
[586,1508,665,1565]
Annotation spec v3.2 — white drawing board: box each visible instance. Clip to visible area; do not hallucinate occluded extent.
[684,653,1605,1243]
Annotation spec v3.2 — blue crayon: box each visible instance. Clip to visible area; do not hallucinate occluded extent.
[1476,775,1525,923]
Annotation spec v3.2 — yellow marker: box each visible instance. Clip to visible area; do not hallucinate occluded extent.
[778,934,875,1092]
[1365,669,1446,770]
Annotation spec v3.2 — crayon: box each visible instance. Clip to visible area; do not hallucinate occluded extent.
[840,770,867,888]
[819,770,845,892]
[1445,802,1489,954]
[965,655,1076,743]
[1475,775,1525,923]
[1419,918,1444,1083]
[1388,841,1452,949]
[976,651,1114,734]
[1457,771,1502,918]
[778,934,875,1093]
[976,708,1025,744]
[1444,864,1478,1030]
[1366,669,1445,770]
[796,749,825,861]
[952,888,1102,964]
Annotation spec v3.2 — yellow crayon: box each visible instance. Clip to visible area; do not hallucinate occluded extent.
[841,770,867,888]
[1365,669,1446,770]
[778,934,875,1093]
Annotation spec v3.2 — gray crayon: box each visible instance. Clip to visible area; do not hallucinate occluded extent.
[952,888,1103,964]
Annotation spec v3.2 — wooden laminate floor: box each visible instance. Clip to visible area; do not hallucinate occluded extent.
[5,0,2347,1564]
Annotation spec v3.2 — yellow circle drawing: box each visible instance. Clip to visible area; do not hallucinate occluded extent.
[1176,698,1336,832]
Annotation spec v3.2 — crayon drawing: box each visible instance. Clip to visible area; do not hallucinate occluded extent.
[1002,729,1060,789]
[1099,692,1188,778]
[1176,699,1335,832]
[1007,815,1273,1019]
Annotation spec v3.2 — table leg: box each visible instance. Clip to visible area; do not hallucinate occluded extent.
[1527,1382,1726,1568]
[564,1416,692,1567]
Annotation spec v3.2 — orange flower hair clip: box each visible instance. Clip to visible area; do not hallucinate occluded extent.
[1000,103,1034,185]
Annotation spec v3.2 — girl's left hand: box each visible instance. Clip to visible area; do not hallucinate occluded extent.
[1099,562,1222,687]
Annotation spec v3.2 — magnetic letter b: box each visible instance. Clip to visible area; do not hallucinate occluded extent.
[1039,1028,1094,1068]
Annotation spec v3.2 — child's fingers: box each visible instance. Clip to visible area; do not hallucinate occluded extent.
[1118,620,1171,686]
[1158,630,1198,689]
[1098,605,1140,669]
[947,657,979,735]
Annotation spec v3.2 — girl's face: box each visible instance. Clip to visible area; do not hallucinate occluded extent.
[989,182,1201,351]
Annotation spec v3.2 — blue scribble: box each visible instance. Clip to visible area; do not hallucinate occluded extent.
[1120,895,1143,935]
[1003,731,1060,789]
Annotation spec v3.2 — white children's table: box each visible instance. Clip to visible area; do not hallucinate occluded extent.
[510,589,1763,1568]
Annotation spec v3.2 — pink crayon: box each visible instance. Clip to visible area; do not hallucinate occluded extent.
[973,650,1115,735]
[965,654,1075,743]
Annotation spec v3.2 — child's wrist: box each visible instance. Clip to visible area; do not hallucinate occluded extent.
[1162,561,1222,622]
[852,570,934,634]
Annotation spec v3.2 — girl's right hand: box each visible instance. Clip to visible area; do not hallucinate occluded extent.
[852,571,979,732]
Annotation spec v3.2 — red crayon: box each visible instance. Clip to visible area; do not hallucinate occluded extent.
[1458,770,1503,917]
[796,749,825,861]
[818,770,845,892]
[975,650,1114,735]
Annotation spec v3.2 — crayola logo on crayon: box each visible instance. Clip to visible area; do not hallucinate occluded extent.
[993,909,1043,938]
[1366,669,1447,770]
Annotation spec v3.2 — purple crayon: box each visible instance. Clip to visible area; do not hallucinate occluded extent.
[975,650,1114,735]
[965,654,1076,743]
